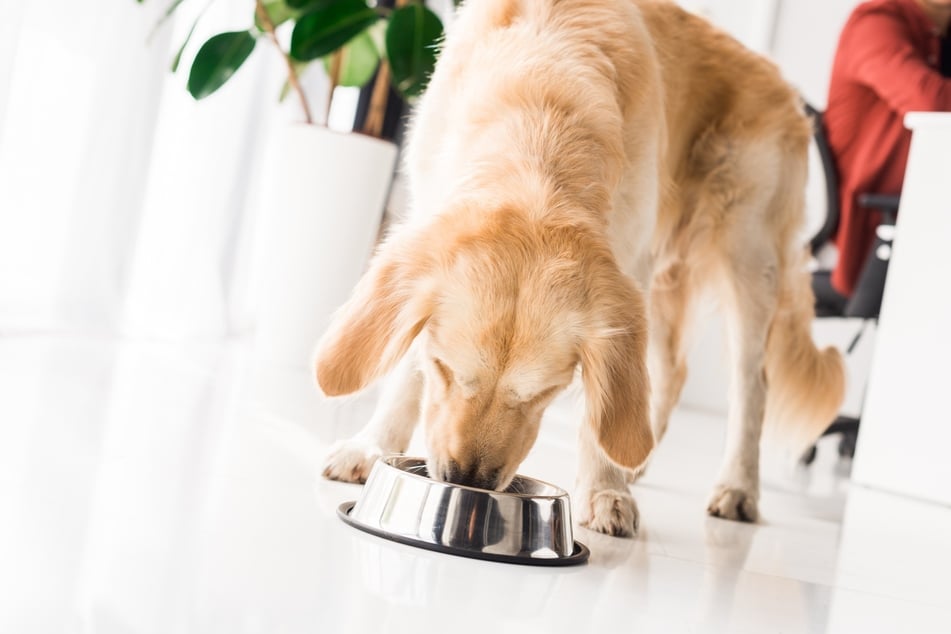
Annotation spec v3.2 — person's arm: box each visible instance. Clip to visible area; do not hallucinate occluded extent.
[845,7,951,115]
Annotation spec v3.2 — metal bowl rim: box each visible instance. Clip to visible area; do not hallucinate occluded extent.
[380,455,569,500]
[338,501,590,566]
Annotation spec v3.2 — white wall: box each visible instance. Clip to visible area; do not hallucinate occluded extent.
[681,0,781,54]
[770,0,858,109]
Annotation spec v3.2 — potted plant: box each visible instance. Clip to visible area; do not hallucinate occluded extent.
[137,0,445,367]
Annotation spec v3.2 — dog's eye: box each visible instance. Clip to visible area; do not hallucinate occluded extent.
[432,358,454,387]
[524,385,561,409]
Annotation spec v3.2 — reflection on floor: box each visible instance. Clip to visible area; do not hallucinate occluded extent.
[1,336,949,634]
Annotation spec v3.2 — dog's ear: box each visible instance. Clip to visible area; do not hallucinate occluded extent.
[578,275,654,470]
[314,234,434,396]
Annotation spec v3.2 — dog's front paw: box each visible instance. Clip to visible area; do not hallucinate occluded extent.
[706,484,758,522]
[578,489,640,537]
[322,439,382,484]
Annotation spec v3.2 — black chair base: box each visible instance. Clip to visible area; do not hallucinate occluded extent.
[812,270,848,317]
[801,415,860,465]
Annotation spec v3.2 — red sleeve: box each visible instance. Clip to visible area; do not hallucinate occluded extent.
[843,7,951,116]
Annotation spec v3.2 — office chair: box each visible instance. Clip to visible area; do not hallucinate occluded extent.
[801,102,900,464]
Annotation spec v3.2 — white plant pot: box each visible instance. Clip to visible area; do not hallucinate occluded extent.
[252,124,398,369]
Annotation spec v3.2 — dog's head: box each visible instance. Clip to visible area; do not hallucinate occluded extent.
[315,209,653,490]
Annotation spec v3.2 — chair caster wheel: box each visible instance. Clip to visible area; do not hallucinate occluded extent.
[838,431,857,459]
[801,445,818,465]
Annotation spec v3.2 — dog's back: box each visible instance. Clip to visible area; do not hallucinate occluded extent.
[637,0,811,162]
[633,1,813,252]
[405,0,665,226]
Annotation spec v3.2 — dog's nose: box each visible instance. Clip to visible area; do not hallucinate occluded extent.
[442,460,500,490]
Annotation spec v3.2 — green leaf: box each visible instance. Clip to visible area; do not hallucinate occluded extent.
[255,0,300,30]
[187,30,257,100]
[285,0,338,10]
[290,0,379,62]
[385,4,443,98]
[366,18,386,54]
[171,14,201,72]
[322,30,379,87]
[170,0,216,72]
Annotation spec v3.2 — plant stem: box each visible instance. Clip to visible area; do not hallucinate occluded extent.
[254,0,314,125]
[362,61,391,139]
[362,0,410,138]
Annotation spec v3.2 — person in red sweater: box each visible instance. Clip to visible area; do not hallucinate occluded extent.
[824,0,951,298]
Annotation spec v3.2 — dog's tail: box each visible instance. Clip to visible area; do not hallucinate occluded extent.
[763,251,846,459]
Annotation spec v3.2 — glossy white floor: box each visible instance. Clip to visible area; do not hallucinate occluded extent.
[2,335,950,634]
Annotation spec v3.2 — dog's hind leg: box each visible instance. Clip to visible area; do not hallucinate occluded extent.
[706,241,779,522]
[322,352,423,483]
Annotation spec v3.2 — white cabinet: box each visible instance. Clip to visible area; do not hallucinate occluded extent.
[852,113,951,506]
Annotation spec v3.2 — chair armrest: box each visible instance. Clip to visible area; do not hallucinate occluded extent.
[857,193,901,213]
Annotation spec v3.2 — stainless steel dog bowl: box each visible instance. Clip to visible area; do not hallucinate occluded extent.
[338,456,589,566]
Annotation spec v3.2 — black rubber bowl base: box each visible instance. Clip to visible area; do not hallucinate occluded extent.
[337,502,589,567]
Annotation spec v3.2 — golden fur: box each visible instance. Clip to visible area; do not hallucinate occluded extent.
[315,0,845,534]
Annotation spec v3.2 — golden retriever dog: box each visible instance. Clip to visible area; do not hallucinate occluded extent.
[314,0,845,536]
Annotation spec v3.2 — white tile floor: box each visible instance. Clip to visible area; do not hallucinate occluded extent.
[2,335,950,634]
